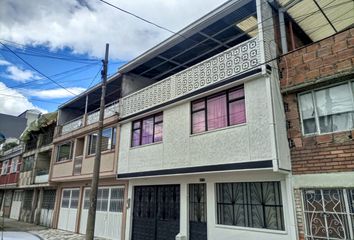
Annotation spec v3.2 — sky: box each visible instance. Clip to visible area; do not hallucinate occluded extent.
[0,0,228,116]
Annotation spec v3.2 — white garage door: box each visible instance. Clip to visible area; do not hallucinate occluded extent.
[80,186,124,239]
[10,191,23,220]
[58,188,79,232]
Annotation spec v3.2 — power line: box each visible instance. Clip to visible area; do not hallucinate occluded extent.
[0,93,62,104]
[88,66,103,88]
[0,41,77,96]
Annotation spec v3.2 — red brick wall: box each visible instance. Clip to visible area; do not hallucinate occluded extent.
[280,28,354,175]
[279,28,354,89]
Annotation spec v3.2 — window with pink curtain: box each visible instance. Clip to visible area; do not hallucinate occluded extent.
[191,85,245,133]
[131,113,163,147]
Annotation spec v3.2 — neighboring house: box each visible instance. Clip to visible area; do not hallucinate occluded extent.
[50,74,137,239]
[281,28,354,240]
[17,112,57,227]
[0,145,23,219]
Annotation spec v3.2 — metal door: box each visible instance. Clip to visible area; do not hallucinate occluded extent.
[189,184,207,240]
[40,190,56,227]
[10,190,23,220]
[132,185,180,240]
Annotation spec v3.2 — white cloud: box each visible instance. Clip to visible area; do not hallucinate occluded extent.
[6,65,41,82]
[0,82,47,115]
[0,60,11,66]
[21,87,86,99]
[0,0,227,60]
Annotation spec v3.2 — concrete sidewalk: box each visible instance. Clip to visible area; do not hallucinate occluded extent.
[0,217,106,240]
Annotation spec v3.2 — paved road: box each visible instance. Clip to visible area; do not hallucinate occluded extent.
[0,217,106,240]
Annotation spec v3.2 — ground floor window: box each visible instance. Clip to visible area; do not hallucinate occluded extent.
[303,189,354,240]
[83,186,124,213]
[216,181,284,230]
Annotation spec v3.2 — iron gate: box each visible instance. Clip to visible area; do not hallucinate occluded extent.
[132,185,180,240]
[189,184,207,240]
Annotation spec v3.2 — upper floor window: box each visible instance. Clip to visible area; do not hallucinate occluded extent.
[192,86,246,134]
[88,127,117,155]
[22,155,34,172]
[1,160,9,175]
[11,158,18,173]
[132,113,163,147]
[299,82,354,135]
[56,142,73,162]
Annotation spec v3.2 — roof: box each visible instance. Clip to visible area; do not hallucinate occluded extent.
[117,0,257,81]
[0,113,27,139]
[278,0,354,41]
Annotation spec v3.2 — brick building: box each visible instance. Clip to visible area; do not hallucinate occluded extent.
[280,28,354,240]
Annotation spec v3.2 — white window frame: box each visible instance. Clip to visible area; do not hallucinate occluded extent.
[298,81,354,136]
[87,127,116,155]
[11,158,18,173]
[1,160,9,175]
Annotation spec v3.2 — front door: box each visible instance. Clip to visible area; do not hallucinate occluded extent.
[132,185,180,240]
[58,188,79,232]
[189,184,207,240]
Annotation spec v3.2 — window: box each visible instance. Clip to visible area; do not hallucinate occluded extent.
[1,160,9,175]
[303,189,354,239]
[56,142,73,162]
[299,82,354,135]
[216,182,284,231]
[192,86,246,134]
[132,113,163,147]
[11,158,18,173]
[97,188,109,212]
[109,187,124,212]
[22,155,34,172]
[88,127,117,155]
[83,187,124,212]
[23,190,34,210]
[83,188,91,209]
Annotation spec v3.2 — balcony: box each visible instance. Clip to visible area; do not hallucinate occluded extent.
[120,36,261,118]
[60,100,119,135]
[34,169,49,184]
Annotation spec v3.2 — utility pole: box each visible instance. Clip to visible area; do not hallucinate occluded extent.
[86,43,109,240]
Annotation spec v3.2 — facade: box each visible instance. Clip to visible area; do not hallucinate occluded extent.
[0,145,22,218]
[50,74,136,240]
[18,112,57,226]
[115,0,301,239]
[281,28,354,240]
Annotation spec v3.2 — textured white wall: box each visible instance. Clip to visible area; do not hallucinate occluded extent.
[118,76,281,174]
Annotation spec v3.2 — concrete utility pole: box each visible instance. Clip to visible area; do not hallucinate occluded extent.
[86,43,109,240]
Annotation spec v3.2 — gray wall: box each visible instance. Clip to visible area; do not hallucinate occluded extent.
[121,73,156,97]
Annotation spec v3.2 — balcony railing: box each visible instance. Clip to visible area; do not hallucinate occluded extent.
[120,36,261,118]
[34,169,49,184]
[87,101,119,125]
[61,116,83,134]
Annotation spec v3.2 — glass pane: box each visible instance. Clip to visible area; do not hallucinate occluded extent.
[155,113,163,123]
[192,100,205,112]
[303,118,316,134]
[133,121,140,129]
[132,129,141,147]
[84,189,91,209]
[57,143,72,161]
[299,93,315,120]
[112,127,117,149]
[101,128,112,151]
[154,122,163,142]
[70,190,79,209]
[89,134,97,155]
[315,84,353,116]
[229,99,246,125]
[229,88,244,100]
[110,188,124,212]
[207,94,227,130]
[142,117,154,145]
[192,111,205,133]
[319,112,354,133]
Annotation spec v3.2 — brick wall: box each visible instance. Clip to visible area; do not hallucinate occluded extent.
[280,28,354,175]
[294,189,305,240]
[279,28,354,89]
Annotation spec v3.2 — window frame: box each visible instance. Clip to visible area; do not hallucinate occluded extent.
[56,141,73,162]
[87,126,117,156]
[1,160,9,175]
[22,155,34,172]
[131,112,163,147]
[10,158,18,173]
[191,85,246,134]
[215,181,285,231]
[298,81,354,136]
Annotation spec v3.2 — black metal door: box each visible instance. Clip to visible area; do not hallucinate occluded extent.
[132,185,180,240]
[189,184,207,240]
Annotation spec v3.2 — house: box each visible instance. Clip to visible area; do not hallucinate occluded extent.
[281,28,354,240]
[16,112,57,226]
[0,145,22,219]
[115,0,304,239]
[49,73,139,239]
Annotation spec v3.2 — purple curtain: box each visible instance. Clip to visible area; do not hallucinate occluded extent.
[207,95,227,130]
[132,129,141,147]
[142,117,154,144]
[229,99,246,125]
[192,111,206,133]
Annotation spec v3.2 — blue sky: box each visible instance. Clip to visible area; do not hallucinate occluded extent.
[0,0,226,116]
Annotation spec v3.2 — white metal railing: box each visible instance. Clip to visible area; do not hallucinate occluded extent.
[87,100,119,125]
[62,116,83,134]
[120,36,261,118]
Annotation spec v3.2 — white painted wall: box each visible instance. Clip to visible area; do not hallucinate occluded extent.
[118,75,286,174]
[124,170,297,240]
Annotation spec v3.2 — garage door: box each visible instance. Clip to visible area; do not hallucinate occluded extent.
[132,185,180,240]
[10,190,23,220]
[39,190,56,228]
[58,189,79,232]
[80,186,125,239]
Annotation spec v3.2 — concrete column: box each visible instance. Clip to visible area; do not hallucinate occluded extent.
[179,183,188,238]
[30,189,39,223]
[34,188,44,225]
